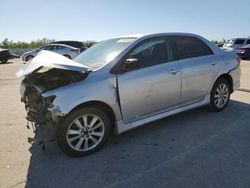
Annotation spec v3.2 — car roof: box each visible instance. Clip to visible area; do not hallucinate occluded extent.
[231,38,249,40]
[52,41,86,48]
[115,32,205,40]
[41,43,78,49]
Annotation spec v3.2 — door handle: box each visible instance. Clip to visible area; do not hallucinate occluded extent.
[168,68,179,75]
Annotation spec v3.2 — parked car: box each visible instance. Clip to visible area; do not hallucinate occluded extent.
[216,43,224,48]
[51,41,87,52]
[237,44,250,60]
[0,48,19,63]
[223,38,250,51]
[16,33,241,157]
[21,44,81,61]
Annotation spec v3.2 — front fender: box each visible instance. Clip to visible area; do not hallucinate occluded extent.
[42,74,122,121]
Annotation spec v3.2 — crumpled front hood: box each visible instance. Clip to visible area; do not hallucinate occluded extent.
[16,50,89,78]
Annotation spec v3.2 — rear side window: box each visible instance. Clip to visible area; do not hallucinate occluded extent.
[55,45,66,50]
[234,39,245,45]
[173,36,213,60]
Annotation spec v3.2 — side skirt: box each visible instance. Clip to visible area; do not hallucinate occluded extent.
[115,94,210,134]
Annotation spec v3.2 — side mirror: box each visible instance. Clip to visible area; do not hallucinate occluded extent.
[124,58,140,71]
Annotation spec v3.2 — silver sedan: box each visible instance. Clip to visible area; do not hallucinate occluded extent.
[21,43,80,61]
[17,33,241,157]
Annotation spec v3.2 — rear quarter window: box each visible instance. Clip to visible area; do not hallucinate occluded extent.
[172,36,213,60]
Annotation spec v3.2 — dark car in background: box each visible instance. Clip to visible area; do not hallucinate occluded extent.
[237,45,250,60]
[223,38,250,51]
[0,48,19,63]
[52,41,87,52]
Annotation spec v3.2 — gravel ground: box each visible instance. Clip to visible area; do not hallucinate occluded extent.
[0,59,249,188]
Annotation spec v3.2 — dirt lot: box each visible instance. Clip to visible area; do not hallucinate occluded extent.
[0,59,249,188]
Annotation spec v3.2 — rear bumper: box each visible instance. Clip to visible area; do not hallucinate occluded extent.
[229,66,241,92]
[233,81,240,91]
[237,53,250,59]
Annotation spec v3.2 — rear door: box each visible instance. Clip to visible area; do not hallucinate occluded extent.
[171,36,220,104]
[117,37,181,123]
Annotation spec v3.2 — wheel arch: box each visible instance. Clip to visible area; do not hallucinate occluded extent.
[69,100,116,132]
[215,73,233,93]
[25,55,34,61]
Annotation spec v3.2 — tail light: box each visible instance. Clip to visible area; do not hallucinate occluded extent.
[240,48,248,53]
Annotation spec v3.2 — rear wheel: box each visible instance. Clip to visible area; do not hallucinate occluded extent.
[208,78,230,112]
[57,107,111,157]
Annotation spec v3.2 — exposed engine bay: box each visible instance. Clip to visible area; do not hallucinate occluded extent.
[21,68,88,145]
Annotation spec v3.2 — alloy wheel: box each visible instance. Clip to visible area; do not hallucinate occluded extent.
[214,83,229,108]
[66,114,105,152]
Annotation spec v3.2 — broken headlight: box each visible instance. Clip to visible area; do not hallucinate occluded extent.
[43,95,56,109]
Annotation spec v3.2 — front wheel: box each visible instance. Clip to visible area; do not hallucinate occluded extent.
[57,107,111,157]
[208,78,231,112]
[0,60,7,63]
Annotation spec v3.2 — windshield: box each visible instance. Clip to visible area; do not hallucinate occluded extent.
[74,38,136,68]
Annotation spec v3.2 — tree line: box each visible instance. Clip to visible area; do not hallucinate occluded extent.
[1,37,249,49]
[0,38,97,49]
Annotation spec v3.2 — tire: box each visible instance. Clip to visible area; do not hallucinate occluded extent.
[63,54,71,59]
[1,60,7,63]
[208,78,231,112]
[56,107,111,157]
[26,55,34,61]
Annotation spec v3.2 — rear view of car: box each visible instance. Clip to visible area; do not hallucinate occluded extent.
[237,44,250,60]
[223,38,250,51]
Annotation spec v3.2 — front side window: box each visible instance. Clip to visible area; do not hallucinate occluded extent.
[127,38,173,68]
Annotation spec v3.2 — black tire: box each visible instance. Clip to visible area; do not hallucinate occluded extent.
[63,54,71,59]
[26,55,34,61]
[1,60,7,63]
[56,107,111,157]
[208,78,231,112]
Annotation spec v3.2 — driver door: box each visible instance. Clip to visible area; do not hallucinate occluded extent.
[117,37,181,123]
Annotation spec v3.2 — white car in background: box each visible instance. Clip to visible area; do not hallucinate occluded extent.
[21,44,80,61]
[223,38,250,51]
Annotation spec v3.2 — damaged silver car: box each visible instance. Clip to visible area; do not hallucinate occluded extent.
[17,33,241,157]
